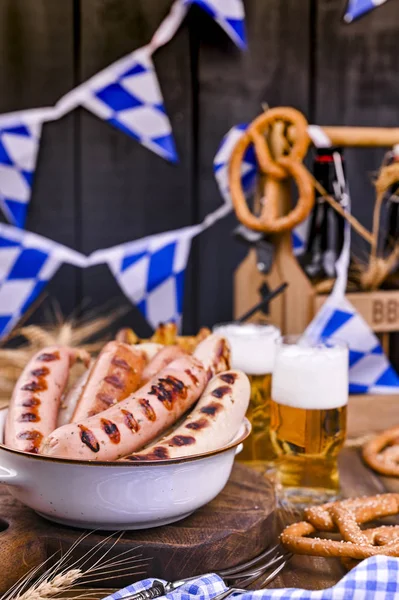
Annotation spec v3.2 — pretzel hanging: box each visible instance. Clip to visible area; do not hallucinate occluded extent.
[228,107,315,233]
[281,494,399,563]
[363,427,399,477]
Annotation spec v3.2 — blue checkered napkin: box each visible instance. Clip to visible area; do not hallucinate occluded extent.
[183,0,246,49]
[102,556,399,600]
[0,223,86,338]
[344,0,388,23]
[0,117,42,228]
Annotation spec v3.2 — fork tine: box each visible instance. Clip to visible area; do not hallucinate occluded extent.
[219,543,280,577]
[230,551,290,587]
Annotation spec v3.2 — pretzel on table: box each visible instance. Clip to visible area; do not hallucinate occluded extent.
[280,494,399,565]
[363,426,399,477]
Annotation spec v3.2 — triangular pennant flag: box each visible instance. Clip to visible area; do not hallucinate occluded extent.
[61,47,178,163]
[0,115,43,228]
[344,0,388,22]
[184,0,247,49]
[306,293,399,394]
[0,224,86,337]
[91,226,199,330]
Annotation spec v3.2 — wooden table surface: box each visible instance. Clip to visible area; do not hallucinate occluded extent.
[66,444,399,598]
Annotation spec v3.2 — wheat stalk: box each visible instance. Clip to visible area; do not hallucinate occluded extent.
[2,532,148,600]
[13,570,82,600]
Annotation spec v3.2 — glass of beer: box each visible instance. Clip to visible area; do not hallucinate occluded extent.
[213,323,281,468]
[270,335,348,505]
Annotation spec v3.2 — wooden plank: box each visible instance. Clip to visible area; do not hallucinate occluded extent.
[0,0,78,320]
[78,0,196,335]
[195,0,312,329]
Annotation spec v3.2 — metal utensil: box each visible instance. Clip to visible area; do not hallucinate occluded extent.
[121,544,291,600]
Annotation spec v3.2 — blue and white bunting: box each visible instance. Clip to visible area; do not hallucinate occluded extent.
[89,203,230,330]
[0,0,247,224]
[0,109,54,229]
[344,0,388,22]
[184,0,246,49]
[56,47,178,163]
[0,224,86,337]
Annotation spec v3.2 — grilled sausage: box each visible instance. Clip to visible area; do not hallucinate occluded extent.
[71,341,146,421]
[141,346,187,384]
[193,334,231,381]
[57,366,92,427]
[40,356,207,461]
[5,346,90,454]
[123,370,250,461]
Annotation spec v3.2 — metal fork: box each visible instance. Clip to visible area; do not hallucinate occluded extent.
[121,543,292,600]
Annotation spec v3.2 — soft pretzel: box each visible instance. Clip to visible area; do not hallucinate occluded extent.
[363,427,399,477]
[228,107,315,233]
[281,494,399,562]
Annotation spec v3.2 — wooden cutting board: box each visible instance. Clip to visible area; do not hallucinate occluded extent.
[0,463,275,595]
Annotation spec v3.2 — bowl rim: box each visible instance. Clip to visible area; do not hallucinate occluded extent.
[0,412,252,467]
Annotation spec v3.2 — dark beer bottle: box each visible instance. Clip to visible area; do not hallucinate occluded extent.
[301,148,346,283]
[379,149,399,289]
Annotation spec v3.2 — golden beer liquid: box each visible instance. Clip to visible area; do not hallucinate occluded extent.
[270,400,347,498]
[238,373,276,464]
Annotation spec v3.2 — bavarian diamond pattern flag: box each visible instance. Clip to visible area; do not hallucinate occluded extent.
[184,0,247,48]
[89,225,201,329]
[0,110,46,229]
[56,46,177,163]
[0,224,86,337]
[344,0,388,22]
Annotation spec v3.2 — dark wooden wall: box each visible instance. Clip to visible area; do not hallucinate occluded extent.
[0,0,398,337]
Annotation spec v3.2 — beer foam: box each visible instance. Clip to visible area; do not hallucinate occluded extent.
[272,343,348,409]
[213,323,280,375]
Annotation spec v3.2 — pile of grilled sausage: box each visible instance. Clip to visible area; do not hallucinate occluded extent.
[4,333,250,462]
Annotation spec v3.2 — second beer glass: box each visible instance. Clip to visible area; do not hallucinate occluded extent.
[213,323,281,467]
[270,336,348,504]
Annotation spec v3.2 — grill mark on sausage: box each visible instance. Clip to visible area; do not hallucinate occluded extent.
[186,418,209,431]
[104,374,125,389]
[31,367,50,377]
[220,373,237,384]
[212,385,231,398]
[122,409,140,433]
[96,392,116,407]
[78,425,100,452]
[111,356,132,371]
[139,398,156,421]
[100,418,121,444]
[17,429,43,453]
[184,369,199,386]
[21,397,40,407]
[18,412,40,422]
[127,446,170,461]
[148,375,187,410]
[21,380,47,392]
[37,351,60,362]
[201,402,222,416]
[170,435,195,446]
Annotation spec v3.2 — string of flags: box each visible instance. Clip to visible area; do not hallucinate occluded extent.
[0,0,246,229]
[0,0,385,229]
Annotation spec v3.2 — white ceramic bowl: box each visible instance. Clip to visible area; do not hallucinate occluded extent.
[0,410,251,530]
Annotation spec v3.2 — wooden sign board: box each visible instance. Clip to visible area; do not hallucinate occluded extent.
[314,289,399,333]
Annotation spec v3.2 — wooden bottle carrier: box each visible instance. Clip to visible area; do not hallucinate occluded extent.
[232,108,399,408]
